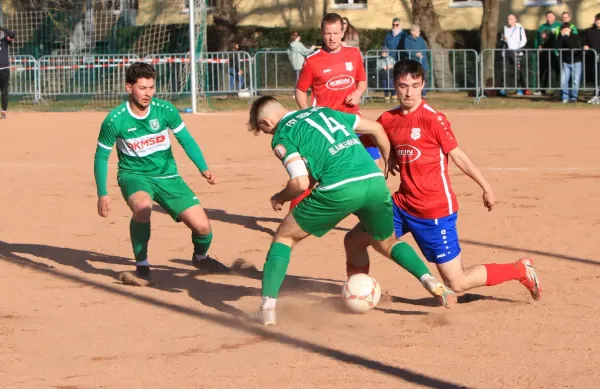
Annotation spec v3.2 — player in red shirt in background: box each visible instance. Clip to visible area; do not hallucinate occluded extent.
[347,59,542,307]
[289,13,383,209]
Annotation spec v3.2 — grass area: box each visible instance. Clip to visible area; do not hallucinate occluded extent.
[11,91,600,113]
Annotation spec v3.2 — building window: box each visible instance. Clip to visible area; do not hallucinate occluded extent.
[449,0,482,7]
[524,0,562,5]
[331,0,367,10]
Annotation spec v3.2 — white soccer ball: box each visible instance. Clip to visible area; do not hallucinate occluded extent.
[342,273,381,313]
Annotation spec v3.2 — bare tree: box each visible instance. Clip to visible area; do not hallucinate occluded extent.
[213,0,239,51]
[480,0,501,88]
[13,0,84,11]
[410,0,454,88]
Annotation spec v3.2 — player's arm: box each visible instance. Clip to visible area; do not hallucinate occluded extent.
[271,156,310,211]
[169,108,218,185]
[94,118,117,217]
[294,61,313,110]
[353,116,391,176]
[449,147,495,211]
[345,51,368,106]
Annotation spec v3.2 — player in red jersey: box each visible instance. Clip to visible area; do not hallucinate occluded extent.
[347,59,542,306]
[289,13,382,209]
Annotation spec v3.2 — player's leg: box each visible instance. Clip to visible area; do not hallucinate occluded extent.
[152,176,225,272]
[409,211,542,302]
[119,175,155,282]
[0,69,9,119]
[349,178,450,299]
[257,186,358,326]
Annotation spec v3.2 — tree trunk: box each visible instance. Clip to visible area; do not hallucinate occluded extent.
[213,0,238,52]
[410,0,454,89]
[480,0,501,88]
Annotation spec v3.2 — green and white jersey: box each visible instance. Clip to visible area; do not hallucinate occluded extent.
[271,106,382,190]
[97,98,184,178]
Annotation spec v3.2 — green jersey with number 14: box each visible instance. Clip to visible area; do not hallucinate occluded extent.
[271,106,382,190]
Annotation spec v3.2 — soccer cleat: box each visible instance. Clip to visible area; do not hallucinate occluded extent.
[0,111,6,119]
[192,254,230,274]
[422,276,457,308]
[252,307,276,326]
[515,258,541,301]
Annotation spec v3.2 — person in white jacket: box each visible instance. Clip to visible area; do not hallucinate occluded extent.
[501,14,528,96]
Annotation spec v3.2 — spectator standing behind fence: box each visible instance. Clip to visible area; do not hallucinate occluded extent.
[500,14,527,96]
[383,18,405,61]
[0,26,16,120]
[557,22,583,103]
[287,32,315,80]
[534,11,562,96]
[402,25,429,97]
[377,47,396,100]
[228,42,245,92]
[560,12,578,34]
[342,17,360,48]
[584,13,600,104]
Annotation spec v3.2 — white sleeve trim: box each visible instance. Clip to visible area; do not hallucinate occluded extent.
[283,152,300,165]
[172,122,186,134]
[97,142,112,150]
[352,115,360,131]
[286,159,309,179]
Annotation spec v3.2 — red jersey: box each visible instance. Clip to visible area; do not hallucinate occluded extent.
[296,45,366,115]
[378,101,459,219]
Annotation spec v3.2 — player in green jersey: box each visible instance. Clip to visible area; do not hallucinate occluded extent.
[94,62,225,285]
[247,96,451,326]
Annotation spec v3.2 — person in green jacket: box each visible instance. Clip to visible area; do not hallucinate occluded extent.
[560,12,578,35]
[534,11,562,95]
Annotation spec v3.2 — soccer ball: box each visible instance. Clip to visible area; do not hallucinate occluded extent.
[342,273,381,313]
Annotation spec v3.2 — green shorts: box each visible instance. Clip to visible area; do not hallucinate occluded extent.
[292,175,394,240]
[118,174,200,222]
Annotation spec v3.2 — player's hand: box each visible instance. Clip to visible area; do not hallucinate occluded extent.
[201,170,219,185]
[270,193,285,211]
[345,91,362,106]
[97,196,111,217]
[483,190,496,212]
[387,154,400,177]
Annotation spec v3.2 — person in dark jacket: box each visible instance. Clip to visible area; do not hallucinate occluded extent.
[402,25,430,97]
[382,17,405,61]
[583,13,600,103]
[0,26,15,119]
[557,22,583,103]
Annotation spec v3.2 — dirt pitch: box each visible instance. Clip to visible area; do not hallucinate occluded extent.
[1,108,599,389]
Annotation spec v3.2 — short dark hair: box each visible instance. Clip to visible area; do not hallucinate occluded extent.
[392,59,425,83]
[126,62,156,85]
[546,11,555,16]
[561,22,572,29]
[248,95,278,135]
[321,13,344,31]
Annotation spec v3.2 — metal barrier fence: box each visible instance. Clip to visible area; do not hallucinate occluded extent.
[253,49,300,93]
[364,49,480,98]
[479,48,599,100]
[9,55,38,100]
[38,54,140,98]
[6,50,600,106]
[143,51,254,98]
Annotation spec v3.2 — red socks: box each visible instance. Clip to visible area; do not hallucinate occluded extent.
[289,188,312,210]
[483,263,521,286]
[346,261,370,278]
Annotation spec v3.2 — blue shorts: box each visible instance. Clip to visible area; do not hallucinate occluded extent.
[392,202,461,264]
[357,134,381,160]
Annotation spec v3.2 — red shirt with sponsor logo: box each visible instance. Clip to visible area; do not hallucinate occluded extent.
[377,101,459,219]
[296,45,366,115]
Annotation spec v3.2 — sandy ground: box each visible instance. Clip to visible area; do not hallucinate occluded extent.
[1,108,599,389]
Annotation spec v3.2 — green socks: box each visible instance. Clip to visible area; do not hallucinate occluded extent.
[130,219,151,263]
[192,231,213,256]
[390,242,430,279]
[262,242,292,298]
